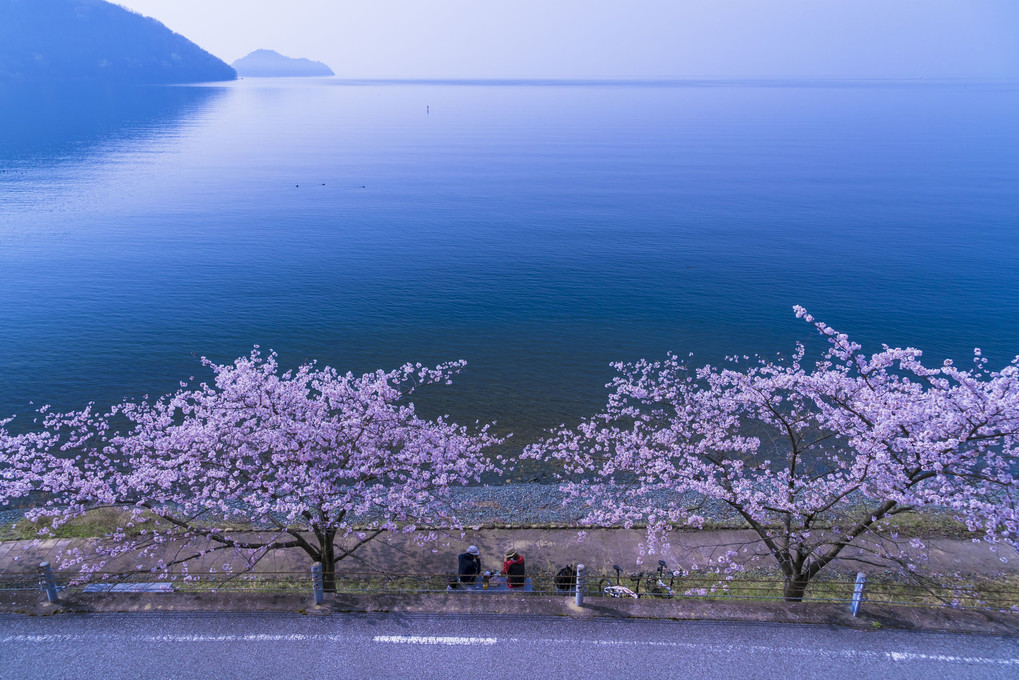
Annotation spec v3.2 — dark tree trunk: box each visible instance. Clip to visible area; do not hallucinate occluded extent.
[320,530,337,592]
[783,574,809,602]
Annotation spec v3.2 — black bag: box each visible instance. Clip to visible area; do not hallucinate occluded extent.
[554,565,577,592]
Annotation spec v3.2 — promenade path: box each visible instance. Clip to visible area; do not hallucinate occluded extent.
[2,528,1017,578]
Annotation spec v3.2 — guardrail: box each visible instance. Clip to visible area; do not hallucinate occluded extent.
[0,566,575,596]
[585,572,1019,611]
[3,564,1017,614]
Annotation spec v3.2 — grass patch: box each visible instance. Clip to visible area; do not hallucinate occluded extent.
[172,574,309,594]
[590,567,1019,609]
[53,570,564,595]
[691,510,975,540]
[123,567,1019,607]
[0,504,982,542]
[172,571,567,594]
[870,511,974,540]
[1,508,155,541]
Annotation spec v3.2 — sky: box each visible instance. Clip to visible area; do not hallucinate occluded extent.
[114,0,1019,79]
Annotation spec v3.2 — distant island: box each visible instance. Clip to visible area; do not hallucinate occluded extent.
[0,0,236,84]
[232,50,335,78]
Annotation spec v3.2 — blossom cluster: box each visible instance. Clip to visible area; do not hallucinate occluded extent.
[524,308,1019,595]
[0,351,505,573]
[2,308,1017,594]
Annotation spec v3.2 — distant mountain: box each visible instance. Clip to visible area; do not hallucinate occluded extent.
[0,0,236,84]
[232,50,334,78]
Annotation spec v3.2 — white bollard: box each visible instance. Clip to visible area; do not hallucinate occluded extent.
[39,562,59,603]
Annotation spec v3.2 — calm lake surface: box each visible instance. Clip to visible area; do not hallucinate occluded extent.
[1,78,1018,444]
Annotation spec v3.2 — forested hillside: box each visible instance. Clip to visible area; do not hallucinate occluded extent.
[0,0,236,83]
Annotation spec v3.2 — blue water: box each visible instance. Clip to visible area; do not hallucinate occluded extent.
[1,78,1018,444]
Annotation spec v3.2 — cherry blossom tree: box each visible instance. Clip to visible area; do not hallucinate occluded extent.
[0,350,505,590]
[526,309,1019,600]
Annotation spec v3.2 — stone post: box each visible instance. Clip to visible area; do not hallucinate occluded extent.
[575,564,585,607]
[850,572,866,617]
[312,562,325,605]
[39,562,59,604]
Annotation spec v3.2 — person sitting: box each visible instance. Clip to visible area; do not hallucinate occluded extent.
[501,549,526,588]
[458,545,482,584]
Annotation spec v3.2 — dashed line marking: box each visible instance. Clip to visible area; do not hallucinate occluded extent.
[887,651,1019,666]
[0,634,334,643]
[373,635,497,646]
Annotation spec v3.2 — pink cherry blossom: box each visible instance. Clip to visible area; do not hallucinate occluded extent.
[0,350,505,590]
[526,308,1019,600]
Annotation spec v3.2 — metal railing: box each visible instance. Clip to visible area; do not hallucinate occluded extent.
[585,571,1019,611]
[0,567,576,596]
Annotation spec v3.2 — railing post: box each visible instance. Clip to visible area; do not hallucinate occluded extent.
[850,571,866,617]
[312,562,324,605]
[575,564,585,607]
[39,562,59,603]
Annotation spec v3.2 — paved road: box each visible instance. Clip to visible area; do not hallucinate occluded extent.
[2,613,1017,679]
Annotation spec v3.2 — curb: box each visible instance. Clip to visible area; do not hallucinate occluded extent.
[2,591,1017,637]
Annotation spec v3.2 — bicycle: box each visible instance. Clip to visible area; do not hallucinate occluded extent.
[643,560,678,599]
[598,564,639,599]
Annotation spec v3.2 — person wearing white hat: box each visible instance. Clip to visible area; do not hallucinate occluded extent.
[458,545,482,584]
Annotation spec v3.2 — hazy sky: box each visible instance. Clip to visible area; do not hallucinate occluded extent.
[114,0,1019,79]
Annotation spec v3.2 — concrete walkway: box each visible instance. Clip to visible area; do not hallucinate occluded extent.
[2,528,1017,578]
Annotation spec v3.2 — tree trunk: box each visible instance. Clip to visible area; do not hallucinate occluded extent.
[320,531,337,592]
[782,574,809,602]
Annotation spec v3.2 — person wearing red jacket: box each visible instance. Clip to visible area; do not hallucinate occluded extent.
[501,549,526,588]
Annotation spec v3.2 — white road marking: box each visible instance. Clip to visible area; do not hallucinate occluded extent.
[142,634,329,642]
[2,633,1017,665]
[888,651,1019,666]
[557,640,1019,664]
[374,635,497,646]
[0,634,335,643]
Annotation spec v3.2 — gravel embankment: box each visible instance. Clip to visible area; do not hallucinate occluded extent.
[0,509,24,529]
[0,484,740,531]
[448,484,738,526]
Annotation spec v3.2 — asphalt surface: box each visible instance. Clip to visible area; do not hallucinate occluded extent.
[2,613,1018,679]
